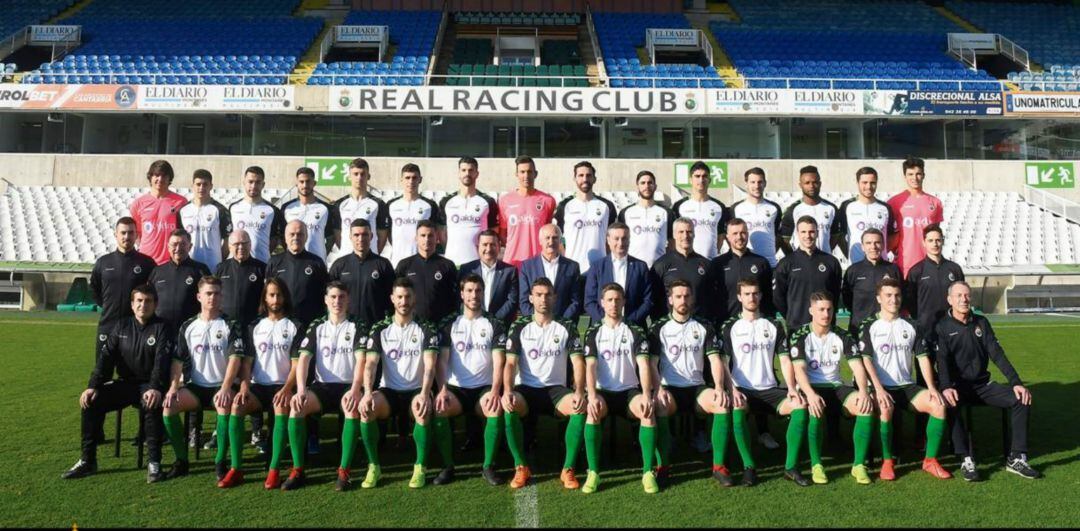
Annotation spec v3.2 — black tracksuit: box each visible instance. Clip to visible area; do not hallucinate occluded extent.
[650,250,715,320]
[773,248,842,329]
[329,251,396,325]
[842,258,902,336]
[148,258,211,330]
[709,250,774,322]
[266,250,328,329]
[395,253,459,323]
[90,249,156,358]
[904,256,964,340]
[215,257,267,327]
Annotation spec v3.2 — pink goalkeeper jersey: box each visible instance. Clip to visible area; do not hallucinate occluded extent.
[130,191,188,265]
[498,189,556,267]
[888,190,944,276]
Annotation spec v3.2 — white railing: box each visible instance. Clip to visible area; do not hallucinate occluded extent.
[428,3,448,81]
[1023,185,1080,224]
[996,34,1029,71]
[585,6,606,81]
[0,27,30,61]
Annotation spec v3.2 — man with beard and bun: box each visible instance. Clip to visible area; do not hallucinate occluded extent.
[773,216,841,330]
[618,170,672,268]
[437,157,499,267]
[91,217,156,362]
[130,160,187,265]
[215,230,266,329]
[329,219,395,325]
[386,163,439,270]
[148,229,211,330]
[837,167,894,265]
[266,221,329,329]
[176,169,231,271]
[672,161,730,259]
[779,166,841,256]
[229,166,284,264]
[395,220,459,324]
[498,156,557,268]
[282,167,339,264]
[649,218,715,321]
[554,161,617,275]
[841,228,901,337]
[727,167,782,267]
[709,217,773,323]
[332,158,390,260]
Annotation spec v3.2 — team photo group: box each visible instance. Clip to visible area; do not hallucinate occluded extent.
[62,154,1041,496]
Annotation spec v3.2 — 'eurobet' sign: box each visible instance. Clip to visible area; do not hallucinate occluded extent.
[1025,162,1075,189]
[674,161,728,189]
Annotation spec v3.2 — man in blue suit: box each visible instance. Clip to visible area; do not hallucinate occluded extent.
[458,229,518,322]
[585,222,652,327]
[518,224,582,321]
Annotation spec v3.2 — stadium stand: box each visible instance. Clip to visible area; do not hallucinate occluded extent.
[307,10,439,87]
[710,0,1001,90]
[0,0,76,42]
[19,0,321,85]
[453,12,580,26]
[595,12,725,89]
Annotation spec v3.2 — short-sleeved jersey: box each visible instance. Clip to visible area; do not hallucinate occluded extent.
[245,316,302,385]
[858,316,926,388]
[787,324,859,387]
[437,191,499,266]
[367,318,440,391]
[720,316,786,390]
[282,197,339,263]
[438,313,507,388]
[506,319,582,388]
[229,199,285,263]
[498,189,557,267]
[176,316,244,388]
[837,198,892,263]
[649,315,721,388]
[617,202,671,268]
[729,198,783,267]
[177,200,231,271]
[131,191,188,265]
[297,316,367,384]
[554,195,617,274]
[888,191,943,276]
[583,321,650,392]
[386,195,439,269]
[780,199,841,252]
[333,193,391,257]
[672,196,730,259]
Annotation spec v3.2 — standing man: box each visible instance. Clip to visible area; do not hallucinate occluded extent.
[554,161,617,274]
[459,229,519,322]
[728,167,783,267]
[517,224,582,321]
[709,217,773,323]
[395,220,459,324]
[130,160,187,265]
[176,169,231,272]
[837,167,894,265]
[904,224,964,338]
[215,230,267,328]
[585,222,653,327]
[618,170,672,268]
[936,282,1041,481]
[773,217,842,330]
[498,156,557,268]
[61,285,172,482]
[329,219,395,326]
[148,229,211,330]
[266,221,330,329]
[437,156,499,267]
[332,157,390,260]
[282,167,339,264]
[672,161,730,260]
[649,218,715,321]
[889,157,944,277]
[386,163,440,270]
[90,217,156,360]
[779,166,841,256]
[841,228,901,337]
[229,166,285,264]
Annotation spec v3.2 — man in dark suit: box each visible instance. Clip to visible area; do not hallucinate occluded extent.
[518,223,582,321]
[459,229,518,322]
[585,222,652,327]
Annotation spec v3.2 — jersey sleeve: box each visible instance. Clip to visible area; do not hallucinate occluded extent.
[425,196,441,224]
[910,320,928,358]
[787,327,807,363]
[839,328,859,360]
[583,325,599,359]
[630,325,651,359]
[436,195,451,227]
[365,320,386,356]
[227,321,245,358]
[773,320,789,357]
[647,320,664,361]
[720,319,735,359]
[270,205,286,242]
[565,320,584,357]
[422,322,440,354]
[858,323,874,358]
[779,202,797,238]
[703,323,721,358]
[669,198,686,235]
[243,322,257,359]
[297,322,318,358]
[375,198,392,231]
[616,204,629,223]
[491,318,508,354]
[217,202,233,236]
[438,316,453,349]
[602,196,617,225]
[828,202,843,240]
[505,321,524,357]
[352,319,370,354]
[174,320,191,363]
[552,196,570,230]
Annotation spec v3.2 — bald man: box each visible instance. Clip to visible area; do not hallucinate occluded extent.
[266,221,329,329]
[517,224,583,321]
[215,230,267,328]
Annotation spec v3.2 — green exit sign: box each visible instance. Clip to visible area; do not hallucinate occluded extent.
[1025,162,1075,189]
[304,157,353,186]
[674,161,728,189]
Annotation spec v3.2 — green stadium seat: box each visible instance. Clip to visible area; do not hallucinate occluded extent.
[498,65,511,76]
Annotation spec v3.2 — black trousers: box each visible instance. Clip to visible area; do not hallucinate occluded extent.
[949,381,1029,457]
[81,380,163,464]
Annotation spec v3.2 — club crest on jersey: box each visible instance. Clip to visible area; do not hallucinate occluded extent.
[282,328,290,338]
[249,273,258,282]
[98,334,107,341]
[301,338,310,348]
[364,208,372,216]
[344,333,351,342]
[974,327,983,337]
[621,334,628,343]
[790,346,799,357]
[763,329,770,338]
[818,264,827,273]
[259,211,267,220]
[552,335,560,344]
[883,273,892,280]
[474,205,481,213]
[185,276,194,285]
[412,334,419,343]
[133,266,142,274]
[697,265,705,275]
[216,330,224,340]
[751,265,759,274]
[948,273,955,281]
[832,345,839,355]
[902,330,909,340]
[315,212,322,220]
[535,202,543,212]
[858,341,866,351]
[304,266,313,276]
[434,271,443,281]
[479,329,487,338]
[147,336,156,346]
[692,330,700,340]
[877,212,883,219]
[824,211,831,219]
[929,203,936,212]
[372,271,380,279]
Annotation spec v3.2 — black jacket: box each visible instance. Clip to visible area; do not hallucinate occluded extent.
[773,248,842,329]
[88,315,174,391]
[933,310,1022,389]
[650,250,715,320]
[709,250,774,322]
[266,250,329,328]
[90,249,156,326]
[329,251,396,324]
[215,257,267,327]
[458,259,519,322]
[395,253,459,323]
[904,256,964,339]
[841,258,902,334]
[148,257,211,329]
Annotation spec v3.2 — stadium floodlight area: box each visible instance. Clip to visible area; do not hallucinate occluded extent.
[307,10,439,87]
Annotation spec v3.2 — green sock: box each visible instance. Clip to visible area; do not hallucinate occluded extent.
[340,418,359,470]
[269,414,286,470]
[228,413,244,469]
[215,414,230,464]
[712,413,730,468]
[879,419,894,460]
[584,422,601,473]
[808,415,823,466]
[162,414,188,461]
[482,416,501,468]
[287,417,306,469]
[504,413,526,467]
[655,416,671,467]
[639,425,657,472]
[359,420,380,466]
[562,414,586,470]
[785,409,808,470]
[433,417,454,467]
[926,416,945,459]
[853,415,873,466]
[413,421,430,466]
[732,409,756,469]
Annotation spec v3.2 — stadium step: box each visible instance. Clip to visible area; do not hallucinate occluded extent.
[576,23,600,86]
[49,0,94,24]
[708,0,740,21]
[291,12,347,85]
[933,5,984,34]
[686,13,741,88]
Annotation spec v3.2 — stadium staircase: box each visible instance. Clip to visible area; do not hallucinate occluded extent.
[931,5,983,34]
[290,10,347,85]
[45,0,93,25]
[685,12,740,87]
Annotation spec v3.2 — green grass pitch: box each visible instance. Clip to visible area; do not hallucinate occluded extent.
[1,311,1078,527]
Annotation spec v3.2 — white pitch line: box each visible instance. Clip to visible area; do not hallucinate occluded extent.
[514,484,539,529]
[1045,312,1080,319]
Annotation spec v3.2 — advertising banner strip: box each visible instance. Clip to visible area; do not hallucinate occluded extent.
[1005,92,1080,116]
[0,84,136,110]
[137,85,295,111]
